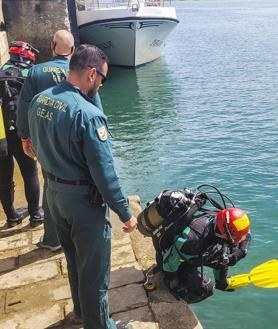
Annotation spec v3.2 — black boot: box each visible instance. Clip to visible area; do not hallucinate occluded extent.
[116,324,129,329]
[7,208,29,227]
[29,208,44,228]
[0,182,27,227]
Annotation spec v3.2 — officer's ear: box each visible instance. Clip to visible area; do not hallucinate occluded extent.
[87,67,97,83]
[51,41,56,52]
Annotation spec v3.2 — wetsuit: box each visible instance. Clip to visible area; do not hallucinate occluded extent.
[0,61,41,226]
[157,215,251,303]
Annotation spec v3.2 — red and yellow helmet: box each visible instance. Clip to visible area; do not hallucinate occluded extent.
[9,41,38,64]
[215,208,250,244]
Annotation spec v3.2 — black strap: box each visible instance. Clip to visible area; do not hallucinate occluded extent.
[46,172,89,186]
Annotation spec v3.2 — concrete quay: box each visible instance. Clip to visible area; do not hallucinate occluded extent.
[0,191,203,329]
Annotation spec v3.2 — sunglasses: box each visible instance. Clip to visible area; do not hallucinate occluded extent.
[88,66,107,84]
[96,69,107,84]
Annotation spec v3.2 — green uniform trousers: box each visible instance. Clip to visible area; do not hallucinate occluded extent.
[46,181,116,329]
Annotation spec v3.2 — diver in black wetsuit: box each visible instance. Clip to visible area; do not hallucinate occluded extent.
[160,207,251,303]
[138,186,251,303]
[0,41,42,227]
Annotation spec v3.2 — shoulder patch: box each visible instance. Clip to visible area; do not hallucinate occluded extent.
[97,126,108,141]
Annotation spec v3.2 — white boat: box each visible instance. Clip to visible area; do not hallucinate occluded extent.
[76,0,179,67]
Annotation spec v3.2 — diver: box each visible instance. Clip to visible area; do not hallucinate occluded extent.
[0,41,43,227]
[137,185,251,303]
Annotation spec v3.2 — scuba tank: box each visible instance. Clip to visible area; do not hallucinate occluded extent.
[137,184,235,253]
[0,100,8,156]
[0,63,27,156]
[0,64,26,133]
[137,188,207,251]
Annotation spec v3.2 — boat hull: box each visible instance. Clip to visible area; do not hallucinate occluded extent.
[78,8,178,67]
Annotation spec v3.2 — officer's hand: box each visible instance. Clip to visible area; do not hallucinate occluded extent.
[122,216,137,233]
[21,138,36,160]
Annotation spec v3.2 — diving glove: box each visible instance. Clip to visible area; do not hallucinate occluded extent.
[226,249,245,266]
[215,279,235,292]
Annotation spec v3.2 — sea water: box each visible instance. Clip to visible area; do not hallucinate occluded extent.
[100,1,278,328]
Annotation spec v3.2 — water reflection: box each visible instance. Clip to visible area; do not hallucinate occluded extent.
[102,58,177,134]
[100,59,178,199]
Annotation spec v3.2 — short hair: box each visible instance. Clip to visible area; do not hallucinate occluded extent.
[69,44,109,72]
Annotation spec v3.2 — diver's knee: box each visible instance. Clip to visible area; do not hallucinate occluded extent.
[187,278,215,304]
[202,278,215,297]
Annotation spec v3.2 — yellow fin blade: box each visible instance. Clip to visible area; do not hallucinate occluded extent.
[226,259,278,290]
[227,273,250,290]
[250,259,278,288]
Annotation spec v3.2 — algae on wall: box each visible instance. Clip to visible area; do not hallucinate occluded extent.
[2,0,71,62]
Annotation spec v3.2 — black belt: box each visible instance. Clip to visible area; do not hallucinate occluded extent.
[46,172,89,186]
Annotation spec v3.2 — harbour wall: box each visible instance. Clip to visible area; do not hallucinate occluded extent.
[0,0,9,65]
[0,0,70,63]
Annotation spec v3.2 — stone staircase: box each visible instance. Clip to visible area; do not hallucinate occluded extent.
[0,192,203,329]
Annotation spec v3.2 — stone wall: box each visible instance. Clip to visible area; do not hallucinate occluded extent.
[2,0,71,62]
[0,0,9,65]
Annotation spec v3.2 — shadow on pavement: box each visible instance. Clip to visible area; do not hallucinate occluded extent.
[0,246,63,276]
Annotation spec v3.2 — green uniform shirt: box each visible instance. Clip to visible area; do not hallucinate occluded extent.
[29,80,132,222]
[16,56,103,138]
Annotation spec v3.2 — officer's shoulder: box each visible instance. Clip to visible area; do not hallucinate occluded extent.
[29,62,43,75]
[33,84,56,99]
[71,92,105,120]
[33,58,67,70]
[31,60,49,71]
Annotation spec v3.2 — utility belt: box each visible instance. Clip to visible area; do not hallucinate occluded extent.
[45,172,104,206]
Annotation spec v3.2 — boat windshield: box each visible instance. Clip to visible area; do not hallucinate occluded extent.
[76,0,174,10]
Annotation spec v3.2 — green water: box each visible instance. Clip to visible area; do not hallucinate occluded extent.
[100,1,277,328]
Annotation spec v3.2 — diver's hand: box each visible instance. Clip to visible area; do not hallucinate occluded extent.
[215,279,234,292]
[123,216,137,233]
[21,138,36,160]
[215,279,228,291]
[227,249,245,266]
[216,253,240,267]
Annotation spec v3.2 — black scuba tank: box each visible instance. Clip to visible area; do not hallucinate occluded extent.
[137,188,207,251]
[0,64,26,131]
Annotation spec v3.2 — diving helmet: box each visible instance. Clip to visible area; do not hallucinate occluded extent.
[9,41,39,66]
[215,208,250,244]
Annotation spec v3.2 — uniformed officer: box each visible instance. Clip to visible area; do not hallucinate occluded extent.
[0,41,42,227]
[17,30,103,251]
[28,44,137,329]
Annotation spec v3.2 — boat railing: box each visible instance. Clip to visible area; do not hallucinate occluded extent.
[76,0,173,10]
